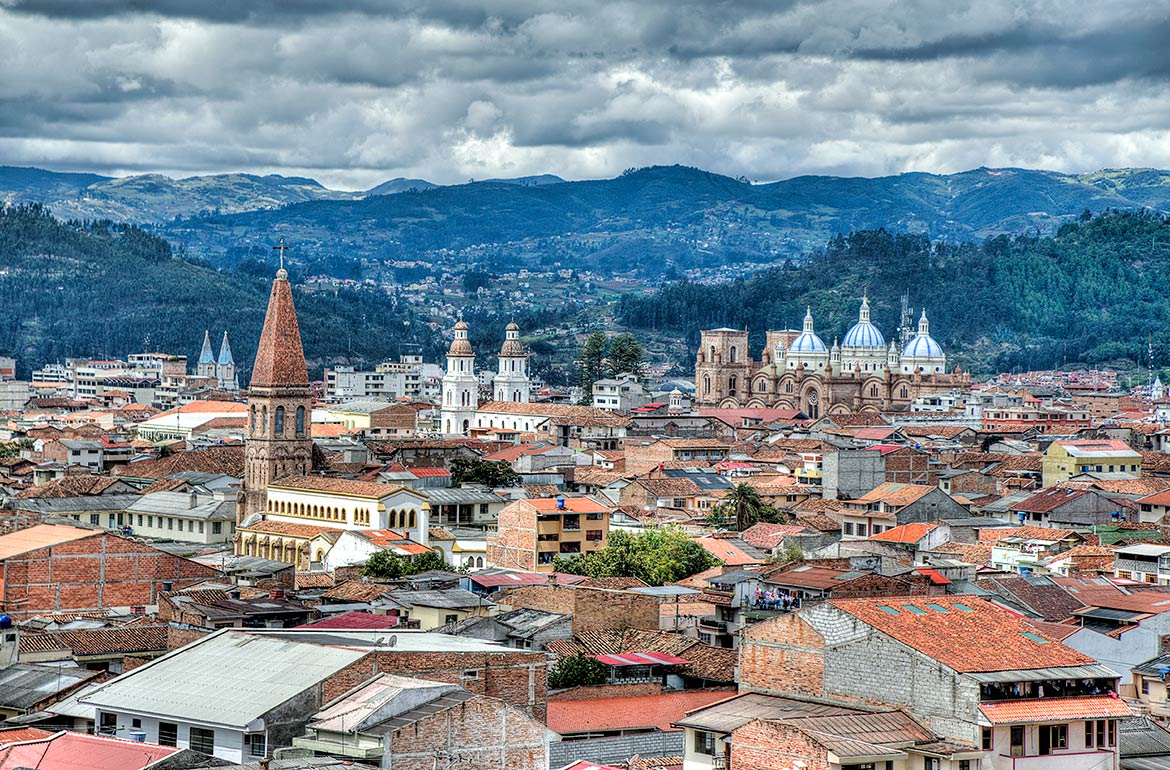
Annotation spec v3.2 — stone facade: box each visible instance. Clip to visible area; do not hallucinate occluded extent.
[695,312,968,417]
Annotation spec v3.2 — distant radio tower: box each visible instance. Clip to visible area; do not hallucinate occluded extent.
[898,289,913,349]
[1149,332,1155,396]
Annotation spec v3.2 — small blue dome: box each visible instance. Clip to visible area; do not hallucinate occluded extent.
[789,331,827,353]
[842,322,885,348]
[902,334,944,359]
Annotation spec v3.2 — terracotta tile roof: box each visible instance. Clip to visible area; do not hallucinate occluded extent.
[114,445,244,479]
[270,474,407,499]
[576,576,650,590]
[1013,487,1090,513]
[1021,619,1080,641]
[852,482,936,508]
[250,272,309,388]
[829,596,1096,672]
[18,633,69,655]
[740,523,816,550]
[574,467,626,486]
[979,695,1131,724]
[695,536,765,566]
[1137,486,1170,506]
[792,512,843,532]
[477,401,630,426]
[239,519,345,539]
[429,526,456,541]
[321,580,393,603]
[1068,477,1170,496]
[981,576,1086,621]
[298,611,403,629]
[54,625,167,656]
[483,443,555,462]
[138,477,190,494]
[767,565,866,590]
[191,416,247,433]
[312,423,360,438]
[547,690,734,734]
[0,728,54,746]
[978,526,1080,543]
[153,400,247,417]
[635,478,704,497]
[355,529,431,555]
[15,475,130,499]
[295,571,335,589]
[523,496,612,514]
[546,629,736,682]
[932,541,994,565]
[869,522,941,544]
[900,425,973,439]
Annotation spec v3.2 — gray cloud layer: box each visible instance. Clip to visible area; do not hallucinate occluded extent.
[1,0,1169,188]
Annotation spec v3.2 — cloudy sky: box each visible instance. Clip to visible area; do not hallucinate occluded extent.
[2,0,1170,189]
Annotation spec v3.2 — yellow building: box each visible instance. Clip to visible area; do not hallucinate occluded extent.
[486,496,612,572]
[1041,440,1142,487]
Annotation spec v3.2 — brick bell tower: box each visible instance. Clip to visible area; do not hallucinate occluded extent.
[236,242,313,532]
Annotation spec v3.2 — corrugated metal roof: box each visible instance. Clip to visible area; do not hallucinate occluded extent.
[0,664,96,709]
[595,651,689,666]
[967,664,1118,683]
[80,630,367,728]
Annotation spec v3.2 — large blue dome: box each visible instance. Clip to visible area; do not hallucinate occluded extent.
[789,331,827,353]
[903,334,943,358]
[842,321,885,348]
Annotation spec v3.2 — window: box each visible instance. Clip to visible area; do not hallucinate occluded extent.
[275,406,285,435]
[158,722,177,747]
[132,718,141,728]
[295,406,305,435]
[99,712,117,735]
[168,517,174,530]
[1039,724,1067,754]
[137,515,143,526]
[1010,726,1024,757]
[89,513,99,525]
[843,522,855,535]
[198,521,205,534]
[445,613,458,624]
[246,733,267,758]
[923,758,940,770]
[189,727,215,755]
[981,727,992,751]
[1143,677,1150,695]
[212,522,222,535]
[693,730,716,756]
[959,762,971,770]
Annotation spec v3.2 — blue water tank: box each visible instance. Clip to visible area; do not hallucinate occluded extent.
[0,614,12,630]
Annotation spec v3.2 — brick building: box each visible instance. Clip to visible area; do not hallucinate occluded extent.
[487,496,612,572]
[505,583,660,633]
[738,596,1129,769]
[0,524,219,619]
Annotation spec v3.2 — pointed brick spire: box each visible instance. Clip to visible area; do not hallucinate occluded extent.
[250,269,308,388]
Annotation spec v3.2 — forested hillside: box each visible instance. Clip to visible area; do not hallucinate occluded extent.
[0,205,441,377]
[620,211,1170,373]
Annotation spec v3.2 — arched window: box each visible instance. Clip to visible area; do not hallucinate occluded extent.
[703,375,711,395]
[250,406,256,432]
[728,376,737,395]
[786,382,793,393]
[408,510,416,528]
[871,385,878,397]
[261,406,268,431]
[730,346,737,363]
[709,345,716,362]
[900,385,909,399]
[275,406,285,435]
[295,406,305,435]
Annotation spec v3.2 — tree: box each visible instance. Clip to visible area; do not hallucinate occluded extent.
[363,548,453,579]
[606,332,645,378]
[548,652,607,689]
[717,483,767,531]
[552,527,718,586]
[576,330,608,403]
[449,457,521,487]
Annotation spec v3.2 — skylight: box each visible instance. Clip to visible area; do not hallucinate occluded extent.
[905,605,927,615]
[952,603,974,613]
[877,605,899,614]
[1021,632,1049,644]
[924,603,949,613]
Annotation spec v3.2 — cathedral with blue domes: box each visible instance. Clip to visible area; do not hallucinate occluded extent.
[694,294,967,417]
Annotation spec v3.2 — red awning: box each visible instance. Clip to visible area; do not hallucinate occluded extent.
[595,651,690,666]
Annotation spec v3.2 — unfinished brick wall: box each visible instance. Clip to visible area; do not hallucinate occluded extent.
[738,614,825,698]
[166,625,211,650]
[388,694,547,770]
[321,650,549,721]
[731,720,831,770]
[485,502,537,572]
[1,533,219,619]
[506,584,658,633]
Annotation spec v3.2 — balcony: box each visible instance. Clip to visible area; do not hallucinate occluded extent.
[698,615,728,632]
[1000,750,1114,770]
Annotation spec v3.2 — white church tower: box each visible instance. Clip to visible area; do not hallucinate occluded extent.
[441,320,478,436]
[493,321,531,402]
[216,330,238,391]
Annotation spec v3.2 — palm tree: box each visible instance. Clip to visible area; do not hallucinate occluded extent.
[721,483,765,531]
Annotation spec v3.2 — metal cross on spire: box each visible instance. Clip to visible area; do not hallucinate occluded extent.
[273,238,289,278]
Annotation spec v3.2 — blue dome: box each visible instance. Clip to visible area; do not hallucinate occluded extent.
[902,334,944,358]
[789,331,827,353]
[842,322,885,348]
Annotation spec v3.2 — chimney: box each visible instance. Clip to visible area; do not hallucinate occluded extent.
[189,490,198,509]
[269,589,285,600]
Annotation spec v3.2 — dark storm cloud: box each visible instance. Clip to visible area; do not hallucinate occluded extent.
[1,0,1169,186]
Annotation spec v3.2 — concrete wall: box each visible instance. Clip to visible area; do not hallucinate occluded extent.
[549,731,682,768]
[822,449,884,500]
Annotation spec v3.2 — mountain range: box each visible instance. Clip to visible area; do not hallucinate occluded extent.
[5,163,1170,275]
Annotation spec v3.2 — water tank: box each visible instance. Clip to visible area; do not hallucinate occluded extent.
[128,730,147,743]
[556,497,565,510]
[0,615,11,630]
